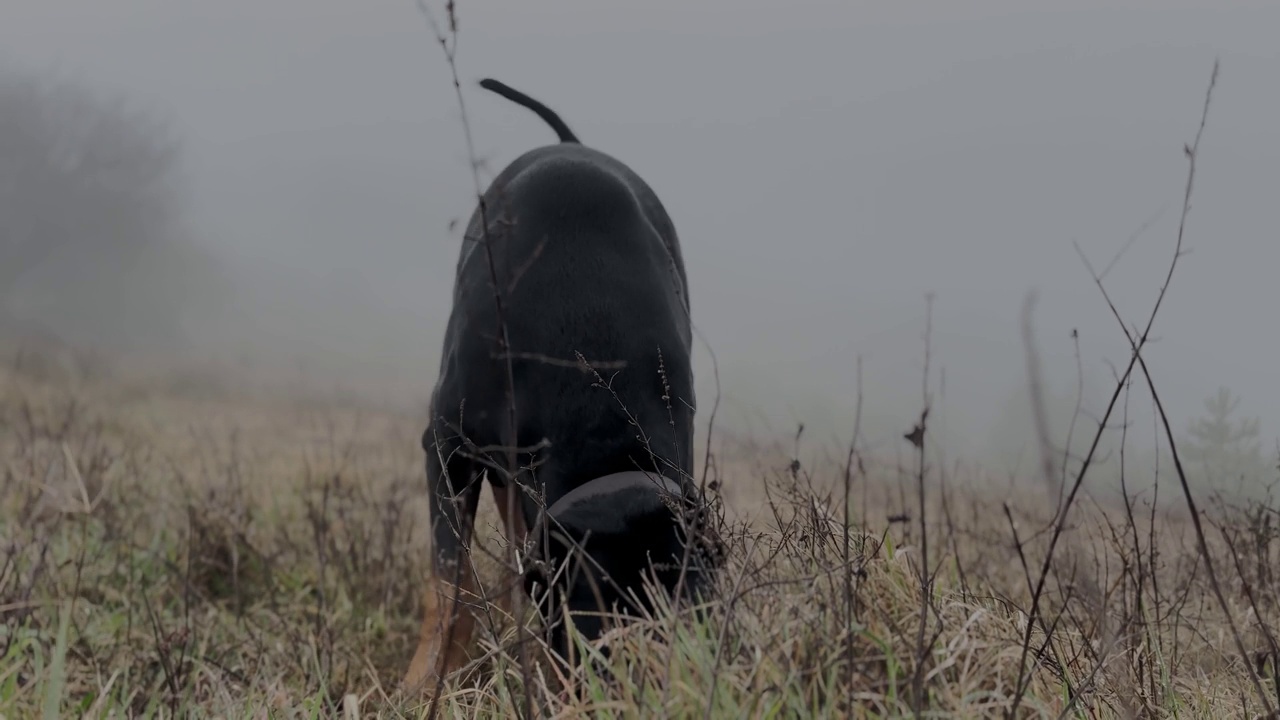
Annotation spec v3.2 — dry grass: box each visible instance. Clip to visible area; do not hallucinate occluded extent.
[0,346,1276,719]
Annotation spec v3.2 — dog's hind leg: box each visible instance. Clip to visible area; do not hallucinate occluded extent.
[402,429,484,697]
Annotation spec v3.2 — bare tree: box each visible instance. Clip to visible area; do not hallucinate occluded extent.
[0,62,209,352]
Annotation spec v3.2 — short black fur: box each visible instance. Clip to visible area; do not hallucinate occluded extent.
[422,78,715,663]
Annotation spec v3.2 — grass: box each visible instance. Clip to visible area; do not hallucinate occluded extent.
[0,338,1276,719]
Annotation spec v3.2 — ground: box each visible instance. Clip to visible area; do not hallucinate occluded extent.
[0,347,1276,719]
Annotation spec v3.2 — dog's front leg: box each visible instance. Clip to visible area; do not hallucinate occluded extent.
[489,481,530,620]
[402,433,484,699]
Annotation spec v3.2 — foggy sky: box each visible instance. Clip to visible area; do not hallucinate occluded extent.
[4,0,1278,462]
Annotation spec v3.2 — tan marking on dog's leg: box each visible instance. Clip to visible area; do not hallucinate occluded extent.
[401,567,480,697]
[489,482,529,620]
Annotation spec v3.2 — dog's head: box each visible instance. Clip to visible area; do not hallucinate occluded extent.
[522,471,722,662]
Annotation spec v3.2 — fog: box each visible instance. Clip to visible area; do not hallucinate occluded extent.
[3,0,1278,481]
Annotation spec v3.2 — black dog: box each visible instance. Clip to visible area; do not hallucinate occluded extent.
[403,78,719,695]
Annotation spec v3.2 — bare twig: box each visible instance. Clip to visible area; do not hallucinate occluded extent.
[412,2,534,717]
[1073,58,1273,717]
[910,292,934,716]
[1007,59,1227,720]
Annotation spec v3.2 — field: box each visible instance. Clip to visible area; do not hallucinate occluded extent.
[1,34,1277,720]
[0,335,1276,720]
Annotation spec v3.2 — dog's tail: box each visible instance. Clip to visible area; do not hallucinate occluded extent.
[478,78,580,144]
